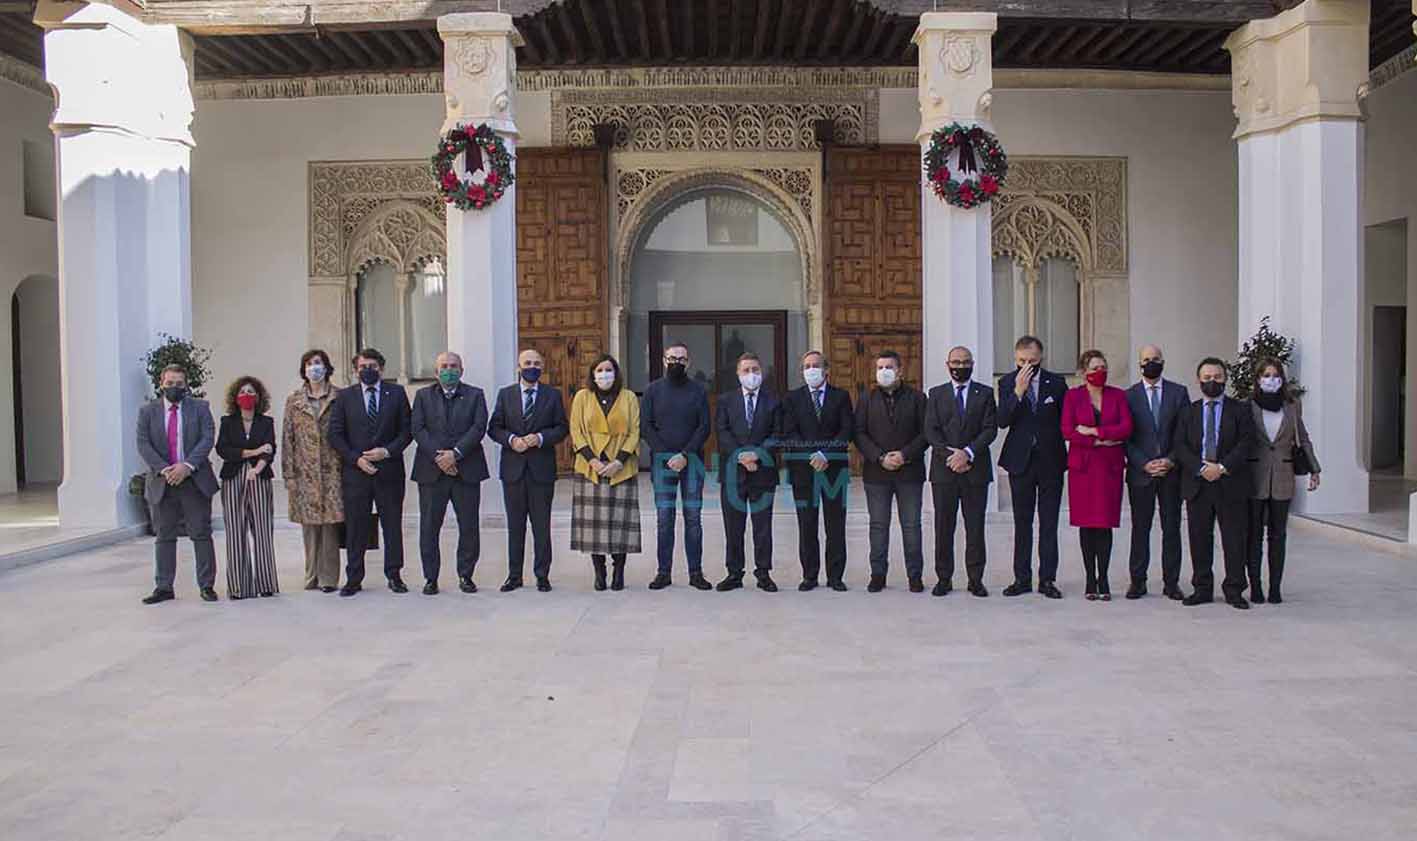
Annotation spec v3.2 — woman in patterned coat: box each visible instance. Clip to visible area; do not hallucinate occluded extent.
[281,349,345,592]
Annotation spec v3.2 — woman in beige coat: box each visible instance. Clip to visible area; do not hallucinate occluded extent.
[282,349,345,592]
[1247,357,1320,605]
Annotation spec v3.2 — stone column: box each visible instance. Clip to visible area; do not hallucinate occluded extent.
[915,12,998,387]
[1225,0,1369,514]
[438,13,521,478]
[37,1,196,529]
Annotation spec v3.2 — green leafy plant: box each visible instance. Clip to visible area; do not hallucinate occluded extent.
[143,332,214,398]
[1230,316,1304,400]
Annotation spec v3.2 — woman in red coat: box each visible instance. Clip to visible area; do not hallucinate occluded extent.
[1061,350,1134,600]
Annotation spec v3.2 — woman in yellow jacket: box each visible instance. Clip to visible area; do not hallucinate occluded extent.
[570,354,642,591]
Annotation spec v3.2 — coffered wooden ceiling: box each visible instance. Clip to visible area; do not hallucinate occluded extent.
[0,0,1412,80]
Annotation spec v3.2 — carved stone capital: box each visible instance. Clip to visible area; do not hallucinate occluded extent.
[437,12,523,137]
[1224,0,1369,139]
[913,11,997,141]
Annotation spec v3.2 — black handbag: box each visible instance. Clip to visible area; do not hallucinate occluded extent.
[1292,445,1313,476]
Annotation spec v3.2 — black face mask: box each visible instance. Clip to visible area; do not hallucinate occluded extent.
[1141,360,1164,381]
[949,366,973,383]
[666,363,687,383]
[1199,380,1225,399]
[1253,390,1285,412]
[163,385,187,403]
[358,367,380,386]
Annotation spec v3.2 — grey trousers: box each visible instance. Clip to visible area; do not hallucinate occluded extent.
[153,481,217,591]
[301,523,342,589]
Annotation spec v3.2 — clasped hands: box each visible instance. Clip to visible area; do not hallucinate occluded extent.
[509,434,541,454]
[357,446,390,476]
[434,450,460,477]
[1074,425,1122,448]
[588,457,625,478]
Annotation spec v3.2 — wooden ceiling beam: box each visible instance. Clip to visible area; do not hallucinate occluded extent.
[390,27,429,65]
[316,27,364,65]
[654,0,674,59]
[517,21,543,64]
[1057,24,1103,61]
[1116,27,1171,64]
[1016,25,1057,62]
[772,0,796,58]
[880,19,913,63]
[837,5,868,58]
[1138,27,1197,66]
[370,29,413,65]
[752,0,772,60]
[577,0,607,62]
[708,0,720,57]
[1034,26,1076,63]
[276,32,329,71]
[729,0,741,60]
[681,0,695,58]
[1082,24,1129,60]
[793,0,819,59]
[1151,27,1207,65]
[1100,26,1148,62]
[192,37,250,75]
[633,0,651,59]
[214,34,287,74]
[553,2,584,63]
[603,0,630,60]
[330,29,387,67]
[993,24,1030,63]
[536,14,562,64]
[414,26,443,57]
[817,0,849,59]
[1173,29,1225,65]
[858,10,891,61]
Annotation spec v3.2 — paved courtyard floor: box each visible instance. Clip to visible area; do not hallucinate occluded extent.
[2,512,1416,841]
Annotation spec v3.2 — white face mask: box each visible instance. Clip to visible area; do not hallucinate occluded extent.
[803,367,825,389]
[739,371,762,392]
[306,364,327,383]
[594,370,616,391]
[876,367,898,388]
[1258,376,1283,394]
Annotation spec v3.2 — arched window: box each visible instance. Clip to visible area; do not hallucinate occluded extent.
[355,256,447,382]
[992,256,1080,375]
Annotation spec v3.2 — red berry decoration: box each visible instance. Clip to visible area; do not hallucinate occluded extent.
[431,123,515,212]
[923,122,1008,210]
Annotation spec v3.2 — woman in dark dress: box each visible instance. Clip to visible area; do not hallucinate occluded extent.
[216,376,279,599]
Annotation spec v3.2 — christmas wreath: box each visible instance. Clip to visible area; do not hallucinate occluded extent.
[431,123,515,211]
[923,122,1007,210]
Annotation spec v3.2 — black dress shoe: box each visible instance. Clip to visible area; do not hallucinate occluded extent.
[798,579,818,592]
[536,577,552,592]
[931,580,952,597]
[1038,581,1063,600]
[459,576,477,593]
[1125,582,1147,600]
[422,582,439,595]
[867,575,885,593]
[142,589,175,605]
[1227,597,1251,610]
[756,573,778,593]
[908,578,925,594]
[689,573,713,591]
[1250,586,1266,605]
[339,584,361,597]
[1002,582,1031,597]
[649,573,672,590]
[387,576,408,594]
[259,592,274,598]
[1268,589,1283,604]
[1182,593,1212,606]
[229,593,244,601]
[321,586,337,593]
[967,581,989,598]
[716,575,744,592]
[828,580,849,592]
[1163,585,1184,601]
[200,587,219,602]
[500,578,523,592]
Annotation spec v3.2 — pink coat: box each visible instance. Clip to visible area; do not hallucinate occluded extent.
[1061,385,1133,528]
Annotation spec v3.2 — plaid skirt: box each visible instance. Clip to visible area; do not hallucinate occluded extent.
[570,476,642,555]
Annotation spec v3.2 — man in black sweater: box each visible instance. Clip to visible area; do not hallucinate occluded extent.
[640,342,713,590]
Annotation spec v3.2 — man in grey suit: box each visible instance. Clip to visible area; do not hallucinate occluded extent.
[1123,345,1191,600]
[136,364,220,604]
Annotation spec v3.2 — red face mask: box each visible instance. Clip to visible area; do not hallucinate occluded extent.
[236,393,258,412]
[1084,368,1108,387]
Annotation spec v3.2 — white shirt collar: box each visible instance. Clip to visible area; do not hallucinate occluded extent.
[742,387,759,398]
[163,398,182,411]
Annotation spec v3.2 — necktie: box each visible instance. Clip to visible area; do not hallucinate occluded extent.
[955,385,967,417]
[813,389,823,418]
[365,387,378,429]
[522,388,535,421]
[166,404,180,464]
[746,392,756,427]
[1148,385,1160,430]
[1204,401,1219,462]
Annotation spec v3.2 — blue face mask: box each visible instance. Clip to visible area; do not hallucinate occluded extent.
[521,366,542,384]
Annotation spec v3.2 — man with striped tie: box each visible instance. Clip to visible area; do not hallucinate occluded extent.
[779,350,854,591]
[328,348,413,597]
[489,349,569,592]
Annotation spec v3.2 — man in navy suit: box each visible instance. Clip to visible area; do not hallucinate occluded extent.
[328,347,413,597]
[996,335,1069,599]
[489,349,569,592]
[1124,344,1190,600]
[779,350,854,591]
[715,352,781,592]
[925,346,997,597]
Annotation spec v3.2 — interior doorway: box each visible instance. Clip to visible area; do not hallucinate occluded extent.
[1371,305,1407,472]
[10,292,24,487]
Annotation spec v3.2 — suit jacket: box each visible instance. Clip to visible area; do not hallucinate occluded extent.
[327,380,413,484]
[488,382,569,484]
[411,382,490,485]
[924,380,997,486]
[1124,378,1190,486]
[1173,396,1255,501]
[853,385,929,484]
[1060,385,1132,477]
[779,383,854,483]
[996,368,1069,478]
[215,413,277,480]
[135,397,219,504]
[1249,399,1321,501]
[716,388,782,489]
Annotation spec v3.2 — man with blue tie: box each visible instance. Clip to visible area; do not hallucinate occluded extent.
[996,335,1069,599]
[489,349,569,592]
[715,352,781,592]
[925,346,997,597]
[1173,358,1255,609]
[327,348,413,597]
[1123,345,1190,600]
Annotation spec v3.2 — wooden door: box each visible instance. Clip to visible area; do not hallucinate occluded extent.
[515,148,609,473]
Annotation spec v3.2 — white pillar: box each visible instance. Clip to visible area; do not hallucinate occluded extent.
[37,1,195,529]
[1225,0,1370,515]
[438,13,521,478]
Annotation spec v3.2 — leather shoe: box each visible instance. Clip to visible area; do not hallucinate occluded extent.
[1182,592,1212,606]
[967,581,989,598]
[716,575,744,592]
[908,577,924,594]
[500,578,523,592]
[339,584,361,597]
[1227,596,1251,610]
[689,573,713,591]
[459,576,477,593]
[648,573,672,590]
[536,577,552,592]
[1125,582,1147,600]
[798,579,818,592]
[1268,589,1283,604]
[320,586,337,593]
[1039,581,1063,599]
[200,587,219,602]
[931,580,952,597]
[828,580,849,592]
[422,581,438,595]
[867,575,886,593]
[1002,582,1031,597]
[387,576,408,594]
[756,573,778,593]
[1163,584,1184,601]
[141,588,175,605]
